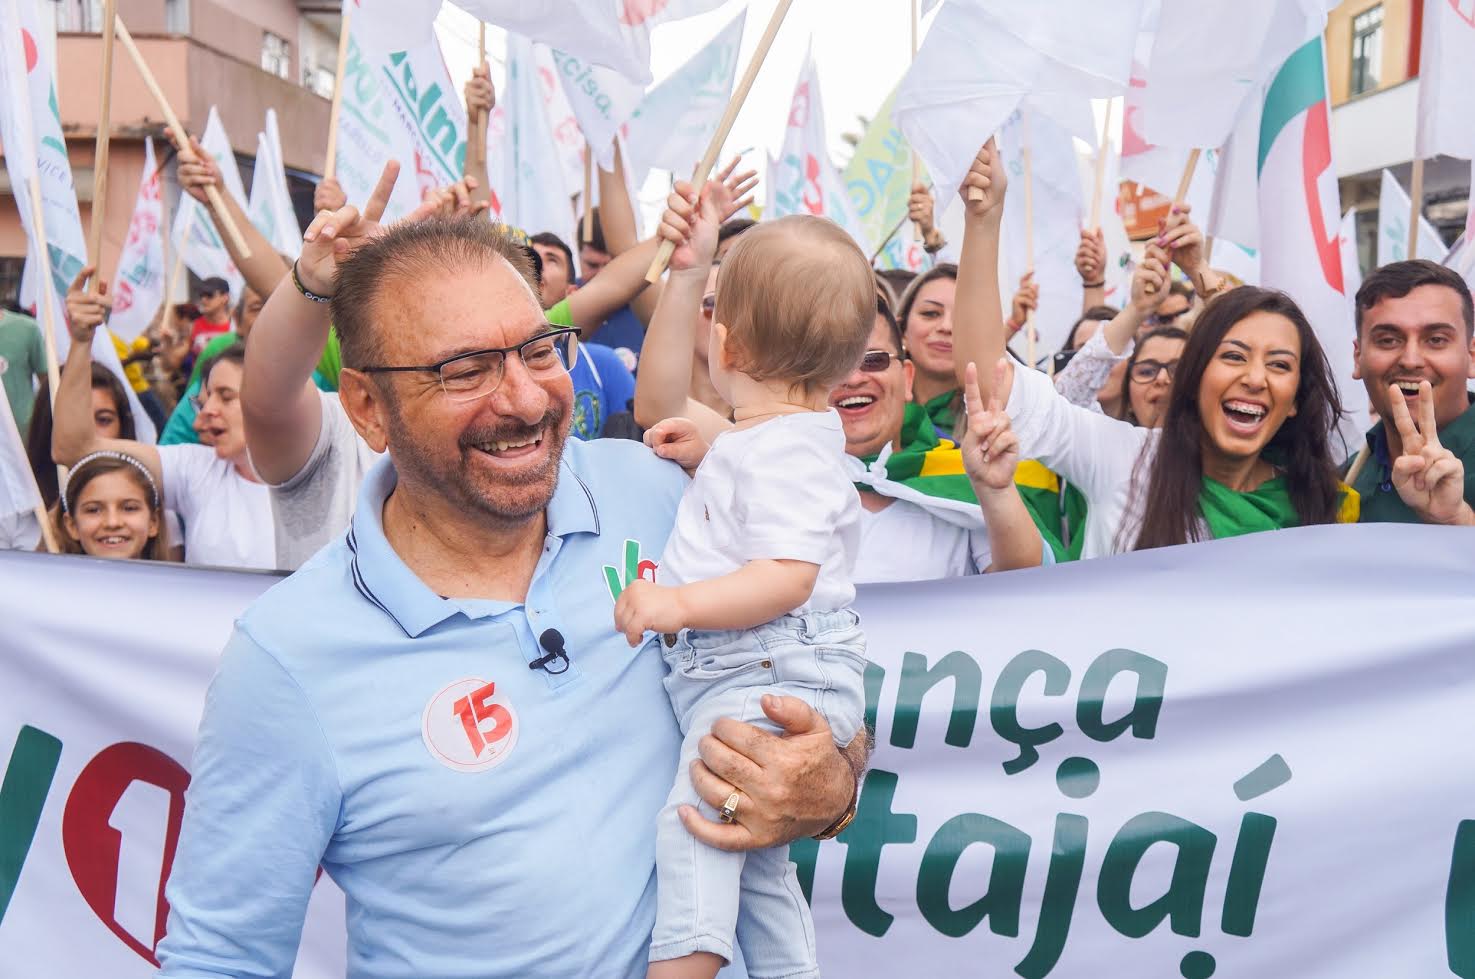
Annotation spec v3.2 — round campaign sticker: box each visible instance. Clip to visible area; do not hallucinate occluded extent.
[421,677,520,773]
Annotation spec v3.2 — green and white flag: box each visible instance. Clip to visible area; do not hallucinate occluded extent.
[334,0,468,223]
[842,86,924,272]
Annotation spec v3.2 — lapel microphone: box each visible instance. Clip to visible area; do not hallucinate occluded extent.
[530,628,570,674]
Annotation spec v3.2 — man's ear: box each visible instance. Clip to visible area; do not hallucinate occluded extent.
[338,368,391,454]
[902,357,916,401]
[1351,337,1362,381]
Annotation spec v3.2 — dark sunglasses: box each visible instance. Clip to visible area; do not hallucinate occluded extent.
[1150,307,1188,326]
[859,349,902,372]
[700,294,716,316]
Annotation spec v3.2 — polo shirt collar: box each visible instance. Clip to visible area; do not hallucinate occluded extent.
[347,450,600,638]
[1364,392,1475,465]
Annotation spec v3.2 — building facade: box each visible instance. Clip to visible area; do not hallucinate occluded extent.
[0,0,341,306]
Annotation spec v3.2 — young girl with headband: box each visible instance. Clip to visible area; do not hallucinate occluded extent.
[60,450,171,562]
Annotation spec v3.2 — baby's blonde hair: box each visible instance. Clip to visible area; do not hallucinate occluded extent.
[714,215,874,394]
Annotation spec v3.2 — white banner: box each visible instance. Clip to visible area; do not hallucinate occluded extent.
[4,526,1475,976]
[108,137,167,343]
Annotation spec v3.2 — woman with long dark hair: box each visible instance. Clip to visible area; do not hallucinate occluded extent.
[950,141,1354,557]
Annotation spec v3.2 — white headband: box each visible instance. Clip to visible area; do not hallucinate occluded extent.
[62,451,160,515]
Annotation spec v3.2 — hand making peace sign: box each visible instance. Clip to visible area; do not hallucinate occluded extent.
[296,161,401,297]
[1387,380,1474,526]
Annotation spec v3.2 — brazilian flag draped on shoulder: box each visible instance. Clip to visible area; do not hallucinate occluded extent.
[1015,462,1090,562]
[848,403,1089,558]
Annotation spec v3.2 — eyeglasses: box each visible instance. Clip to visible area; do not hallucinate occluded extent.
[359,327,579,403]
[1150,307,1189,326]
[1129,358,1179,384]
[700,294,716,317]
[858,349,902,372]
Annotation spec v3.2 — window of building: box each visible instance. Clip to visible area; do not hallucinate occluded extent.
[304,63,336,99]
[261,32,291,80]
[54,0,102,32]
[164,0,189,33]
[1350,5,1384,97]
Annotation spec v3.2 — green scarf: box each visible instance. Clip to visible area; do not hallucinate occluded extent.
[920,389,960,439]
[1199,476,1300,540]
[1200,475,1359,539]
[856,403,977,504]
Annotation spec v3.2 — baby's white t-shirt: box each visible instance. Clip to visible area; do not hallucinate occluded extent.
[659,409,861,614]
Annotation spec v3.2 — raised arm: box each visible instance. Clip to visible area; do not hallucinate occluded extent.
[952,139,1010,402]
[594,142,663,324]
[177,137,289,299]
[631,181,733,440]
[462,62,494,213]
[242,163,399,485]
[53,270,161,480]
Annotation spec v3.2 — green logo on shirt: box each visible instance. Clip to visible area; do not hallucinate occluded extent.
[603,539,656,602]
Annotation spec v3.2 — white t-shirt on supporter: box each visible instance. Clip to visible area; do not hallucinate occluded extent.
[158,444,277,570]
[660,409,861,614]
[852,497,991,583]
[267,390,382,571]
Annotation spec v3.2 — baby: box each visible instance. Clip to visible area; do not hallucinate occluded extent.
[614,213,875,979]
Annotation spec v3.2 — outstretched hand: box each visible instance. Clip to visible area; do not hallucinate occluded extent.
[1129,246,1171,318]
[656,180,722,273]
[177,137,222,205]
[1158,203,1206,281]
[708,157,759,223]
[297,161,400,296]
[1387,380,1473,525]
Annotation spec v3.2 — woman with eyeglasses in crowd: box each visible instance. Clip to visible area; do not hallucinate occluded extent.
[953,142,1358,558]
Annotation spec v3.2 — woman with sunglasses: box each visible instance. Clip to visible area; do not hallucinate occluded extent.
[953,142,1356,558]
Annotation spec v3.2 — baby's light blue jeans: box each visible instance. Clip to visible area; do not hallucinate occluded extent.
[650,609,866,978]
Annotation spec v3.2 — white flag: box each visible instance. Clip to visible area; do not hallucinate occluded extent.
[457,0,726,85]
[766,52,865,248]
[335,0,468,223]
[0,373,41,529]
[171,106,246,303]
[1139,0,1337,150]
[493,33,577,248]
[997,110,1084,360]
[248,109,302,261]
[0,0,155,442]
[1416,0,1475,160]
[1376,169,1447,267]
[549,45,645,170]
[622,9,746,183]
[895,0,1142,212]
[108,138,167,342]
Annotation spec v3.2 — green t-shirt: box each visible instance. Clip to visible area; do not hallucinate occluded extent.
[0,310,46,433]
[547,298,574,328]
[188,329,342,394]
[1348,394,1475,524]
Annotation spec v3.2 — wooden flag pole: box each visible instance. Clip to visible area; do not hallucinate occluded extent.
[114,17,252,258]
[910,0,922,241]
[646,0,797,284]
[582,147,594,244]
[1146,148,1201,295]
[1022,113,1037,369]
[474,23,487,165]
[323,2,353,181]
[166,212,192,310]
[86,0,117,289]
[26,178,63,400]
[1409,157,1426,260]
[1089,98,1114,232]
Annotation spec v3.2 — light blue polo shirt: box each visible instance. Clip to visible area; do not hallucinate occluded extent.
[157,437,689,979]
